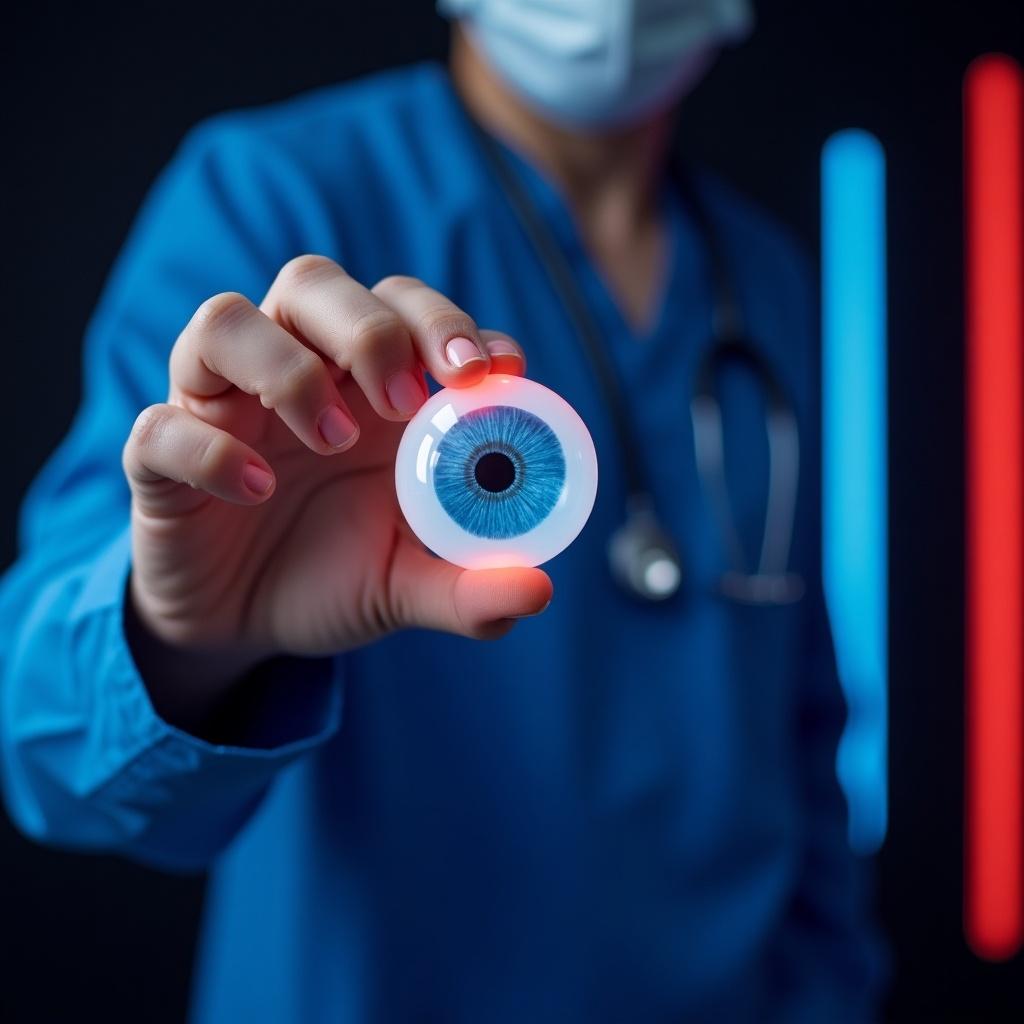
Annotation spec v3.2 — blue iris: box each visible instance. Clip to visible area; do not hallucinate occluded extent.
[434,405,566,539]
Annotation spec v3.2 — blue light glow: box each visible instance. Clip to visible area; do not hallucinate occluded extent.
[821,129,888,854]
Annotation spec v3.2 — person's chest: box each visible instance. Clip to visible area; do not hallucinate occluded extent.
[330,168,807,787]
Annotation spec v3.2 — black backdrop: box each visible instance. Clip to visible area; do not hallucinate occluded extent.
[2,1,1022,1020]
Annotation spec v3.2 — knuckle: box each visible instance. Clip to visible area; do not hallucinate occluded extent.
[278,254,339,291]
[348,308,407,359]
[264,348,325,408]
[420,309,477,344]
[191,292,252,337]
[123,404,174,479]
[371,273,423,296]
[128,404,172,453]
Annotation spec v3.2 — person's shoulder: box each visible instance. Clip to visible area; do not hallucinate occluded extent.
[176,61,451,181]
[202,61,445,138]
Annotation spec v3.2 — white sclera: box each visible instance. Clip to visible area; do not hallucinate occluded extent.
[395,374,598,570]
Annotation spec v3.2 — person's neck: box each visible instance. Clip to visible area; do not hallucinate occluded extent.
[448,26,674,252]
[448,28,677,332]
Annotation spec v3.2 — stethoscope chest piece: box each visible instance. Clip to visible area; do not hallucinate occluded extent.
[608,499,684,601]
[470,118,804,606]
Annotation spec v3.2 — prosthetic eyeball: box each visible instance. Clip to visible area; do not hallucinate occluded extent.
[395,374,598,569]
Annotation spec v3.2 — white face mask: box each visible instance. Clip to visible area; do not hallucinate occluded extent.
[438,0,754,129]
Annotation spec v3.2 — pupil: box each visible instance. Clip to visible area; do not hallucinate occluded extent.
[474,451,516,493]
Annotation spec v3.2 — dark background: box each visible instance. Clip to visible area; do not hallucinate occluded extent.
[2,1,1022,1020]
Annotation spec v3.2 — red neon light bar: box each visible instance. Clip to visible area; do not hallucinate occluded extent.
[964,53,1024,962]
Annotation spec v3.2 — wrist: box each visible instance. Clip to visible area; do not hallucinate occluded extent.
[124,573,270,738]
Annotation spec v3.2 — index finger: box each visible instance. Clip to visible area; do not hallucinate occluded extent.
[371,275,494,388]
[261,256,425,421]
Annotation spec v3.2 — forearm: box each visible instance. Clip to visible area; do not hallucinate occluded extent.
[0,528,342,870]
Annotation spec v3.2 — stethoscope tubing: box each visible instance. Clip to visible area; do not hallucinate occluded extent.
[469,118,803,605]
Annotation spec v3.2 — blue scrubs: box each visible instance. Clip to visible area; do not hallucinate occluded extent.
[0,62,882,1021]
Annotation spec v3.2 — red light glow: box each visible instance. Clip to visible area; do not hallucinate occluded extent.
[964,53,1024,962]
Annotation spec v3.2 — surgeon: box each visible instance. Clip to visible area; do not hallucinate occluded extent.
[0,0,883,1020]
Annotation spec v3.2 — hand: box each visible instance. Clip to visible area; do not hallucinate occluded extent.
[122,257,552,724]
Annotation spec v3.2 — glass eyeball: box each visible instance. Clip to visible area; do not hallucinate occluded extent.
[395,374,598,570]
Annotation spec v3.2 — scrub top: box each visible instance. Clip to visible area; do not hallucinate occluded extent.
[0,61,883,1023]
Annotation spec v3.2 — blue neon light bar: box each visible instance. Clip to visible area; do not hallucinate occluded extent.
[821,129,888,854]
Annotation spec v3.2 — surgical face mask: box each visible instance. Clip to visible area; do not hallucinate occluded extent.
[438,0,754,129]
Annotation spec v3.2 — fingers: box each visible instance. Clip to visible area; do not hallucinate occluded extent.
[123,403,276,510]
[450,567,552,638]
[262,256,429,422]
[171,291,360,456]
[263,258,525,421]
[175,260,527,461]
[389,540,553,640]
[478,330,526,376]
[371,275,494,388]
[370,280,527,384]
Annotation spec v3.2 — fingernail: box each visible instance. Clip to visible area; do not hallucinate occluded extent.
[318,406,359,449]
[242,463,274,496]
[446,336,487,369]
[385,370,427,415]
[485,339,521,359]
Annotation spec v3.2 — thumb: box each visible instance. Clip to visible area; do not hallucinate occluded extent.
[389,539,553,640]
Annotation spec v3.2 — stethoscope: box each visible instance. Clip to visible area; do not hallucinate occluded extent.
[472,124,805,605]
